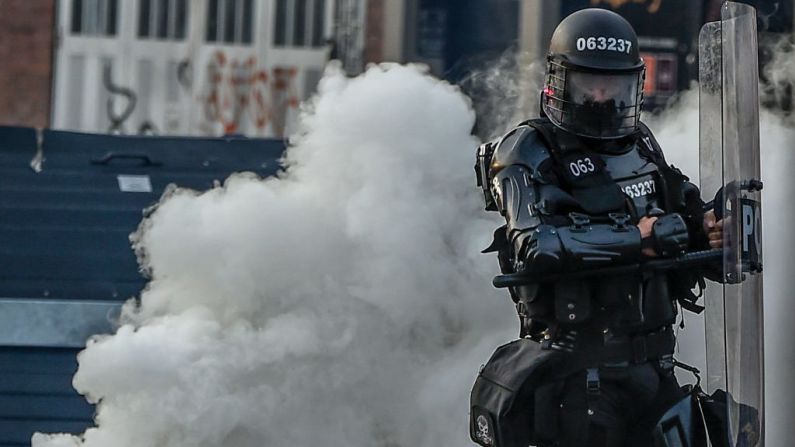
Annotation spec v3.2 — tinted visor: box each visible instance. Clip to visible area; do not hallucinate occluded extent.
[565,71,640,138]
[545,69,642,139]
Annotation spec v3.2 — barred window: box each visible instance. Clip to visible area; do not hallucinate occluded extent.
[206,0,254,45]
[138,0,188,40]
[274,0,326,48]
[71,0,118,36]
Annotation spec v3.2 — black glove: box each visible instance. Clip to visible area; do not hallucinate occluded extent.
[651,213,690,257]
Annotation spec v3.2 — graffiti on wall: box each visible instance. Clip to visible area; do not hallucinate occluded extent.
[103,63,158,135]
[201,51,300,137]
[590,0,663,14]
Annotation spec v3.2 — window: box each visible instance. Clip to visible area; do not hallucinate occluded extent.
[274,0,287,45]
[274,0,326,48]
[138,0,188,39]
[311,0,325,46]
[294,0,307,46]
[71,0,118,36]
[206,0,254,45]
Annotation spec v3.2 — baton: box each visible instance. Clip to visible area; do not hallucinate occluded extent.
[492,248,723,289]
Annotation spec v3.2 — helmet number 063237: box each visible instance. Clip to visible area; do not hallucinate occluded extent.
[576,36,632,54]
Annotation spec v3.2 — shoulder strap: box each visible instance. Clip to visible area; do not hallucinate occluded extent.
[636,122,669,166]
[635,122,689,212]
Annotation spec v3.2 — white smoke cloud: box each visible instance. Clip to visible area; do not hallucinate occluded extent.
[457,50,545,140]
[754,37,795,442]
[33,62,516,447]
[754,112,795,445]
[761,36,795,121]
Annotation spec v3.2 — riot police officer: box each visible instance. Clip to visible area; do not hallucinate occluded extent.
[471,8,721,447]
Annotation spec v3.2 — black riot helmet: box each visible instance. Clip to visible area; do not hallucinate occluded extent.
[541,8,645,139]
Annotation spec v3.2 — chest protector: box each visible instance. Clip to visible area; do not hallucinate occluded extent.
[519,118,685,217]
[516,118,693,333]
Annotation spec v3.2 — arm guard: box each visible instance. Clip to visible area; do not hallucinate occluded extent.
[492,163,643,275]
[524,223,642,273]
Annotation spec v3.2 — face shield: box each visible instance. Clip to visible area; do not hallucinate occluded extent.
[543,64,644,139]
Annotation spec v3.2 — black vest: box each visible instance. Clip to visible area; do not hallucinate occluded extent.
[509,119,696,336]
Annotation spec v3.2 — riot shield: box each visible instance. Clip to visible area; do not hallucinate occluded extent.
[699,2,764,446]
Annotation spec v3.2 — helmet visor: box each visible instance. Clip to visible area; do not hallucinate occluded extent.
[566,71,640,138]
[546,70,642,139]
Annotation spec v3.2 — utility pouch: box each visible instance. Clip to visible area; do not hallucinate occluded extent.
[641,274,677,328]
[554,280,591,324]
[648,386,708,447]
[697,388,761,447]
[469,339,566,447]
[532,380,566,442]
[645,385,761,447]
[593,274,639,308]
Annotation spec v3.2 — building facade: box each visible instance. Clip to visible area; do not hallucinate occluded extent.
[51,0,335,138]
[0,1,792,135]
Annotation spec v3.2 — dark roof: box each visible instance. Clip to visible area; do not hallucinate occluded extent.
[0,126,286,443]
[0,126,285,302]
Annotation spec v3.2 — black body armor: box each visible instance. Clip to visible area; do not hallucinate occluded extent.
[476,118,707,344]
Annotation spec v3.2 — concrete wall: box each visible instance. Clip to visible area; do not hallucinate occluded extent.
[380,0,406,62]
[518,0,560,60]
[363,0,383,63]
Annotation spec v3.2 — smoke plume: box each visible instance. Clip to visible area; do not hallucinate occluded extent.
[33,63,515,447]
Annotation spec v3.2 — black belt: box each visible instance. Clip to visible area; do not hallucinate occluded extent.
[542,327,676,365]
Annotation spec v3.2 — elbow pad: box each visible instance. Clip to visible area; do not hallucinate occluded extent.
[520,225,565,273]
[521,223,642,274]
[652,213,690,257]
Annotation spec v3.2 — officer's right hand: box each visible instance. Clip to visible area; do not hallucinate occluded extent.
[638,216,658,257]
[703,210,724,248]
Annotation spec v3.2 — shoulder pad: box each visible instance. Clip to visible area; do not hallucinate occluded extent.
[636,121,669,161]
[489,125,552,182]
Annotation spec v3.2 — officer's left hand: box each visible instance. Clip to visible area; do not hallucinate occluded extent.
[703,210,724,248]
[638,216,658,257]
